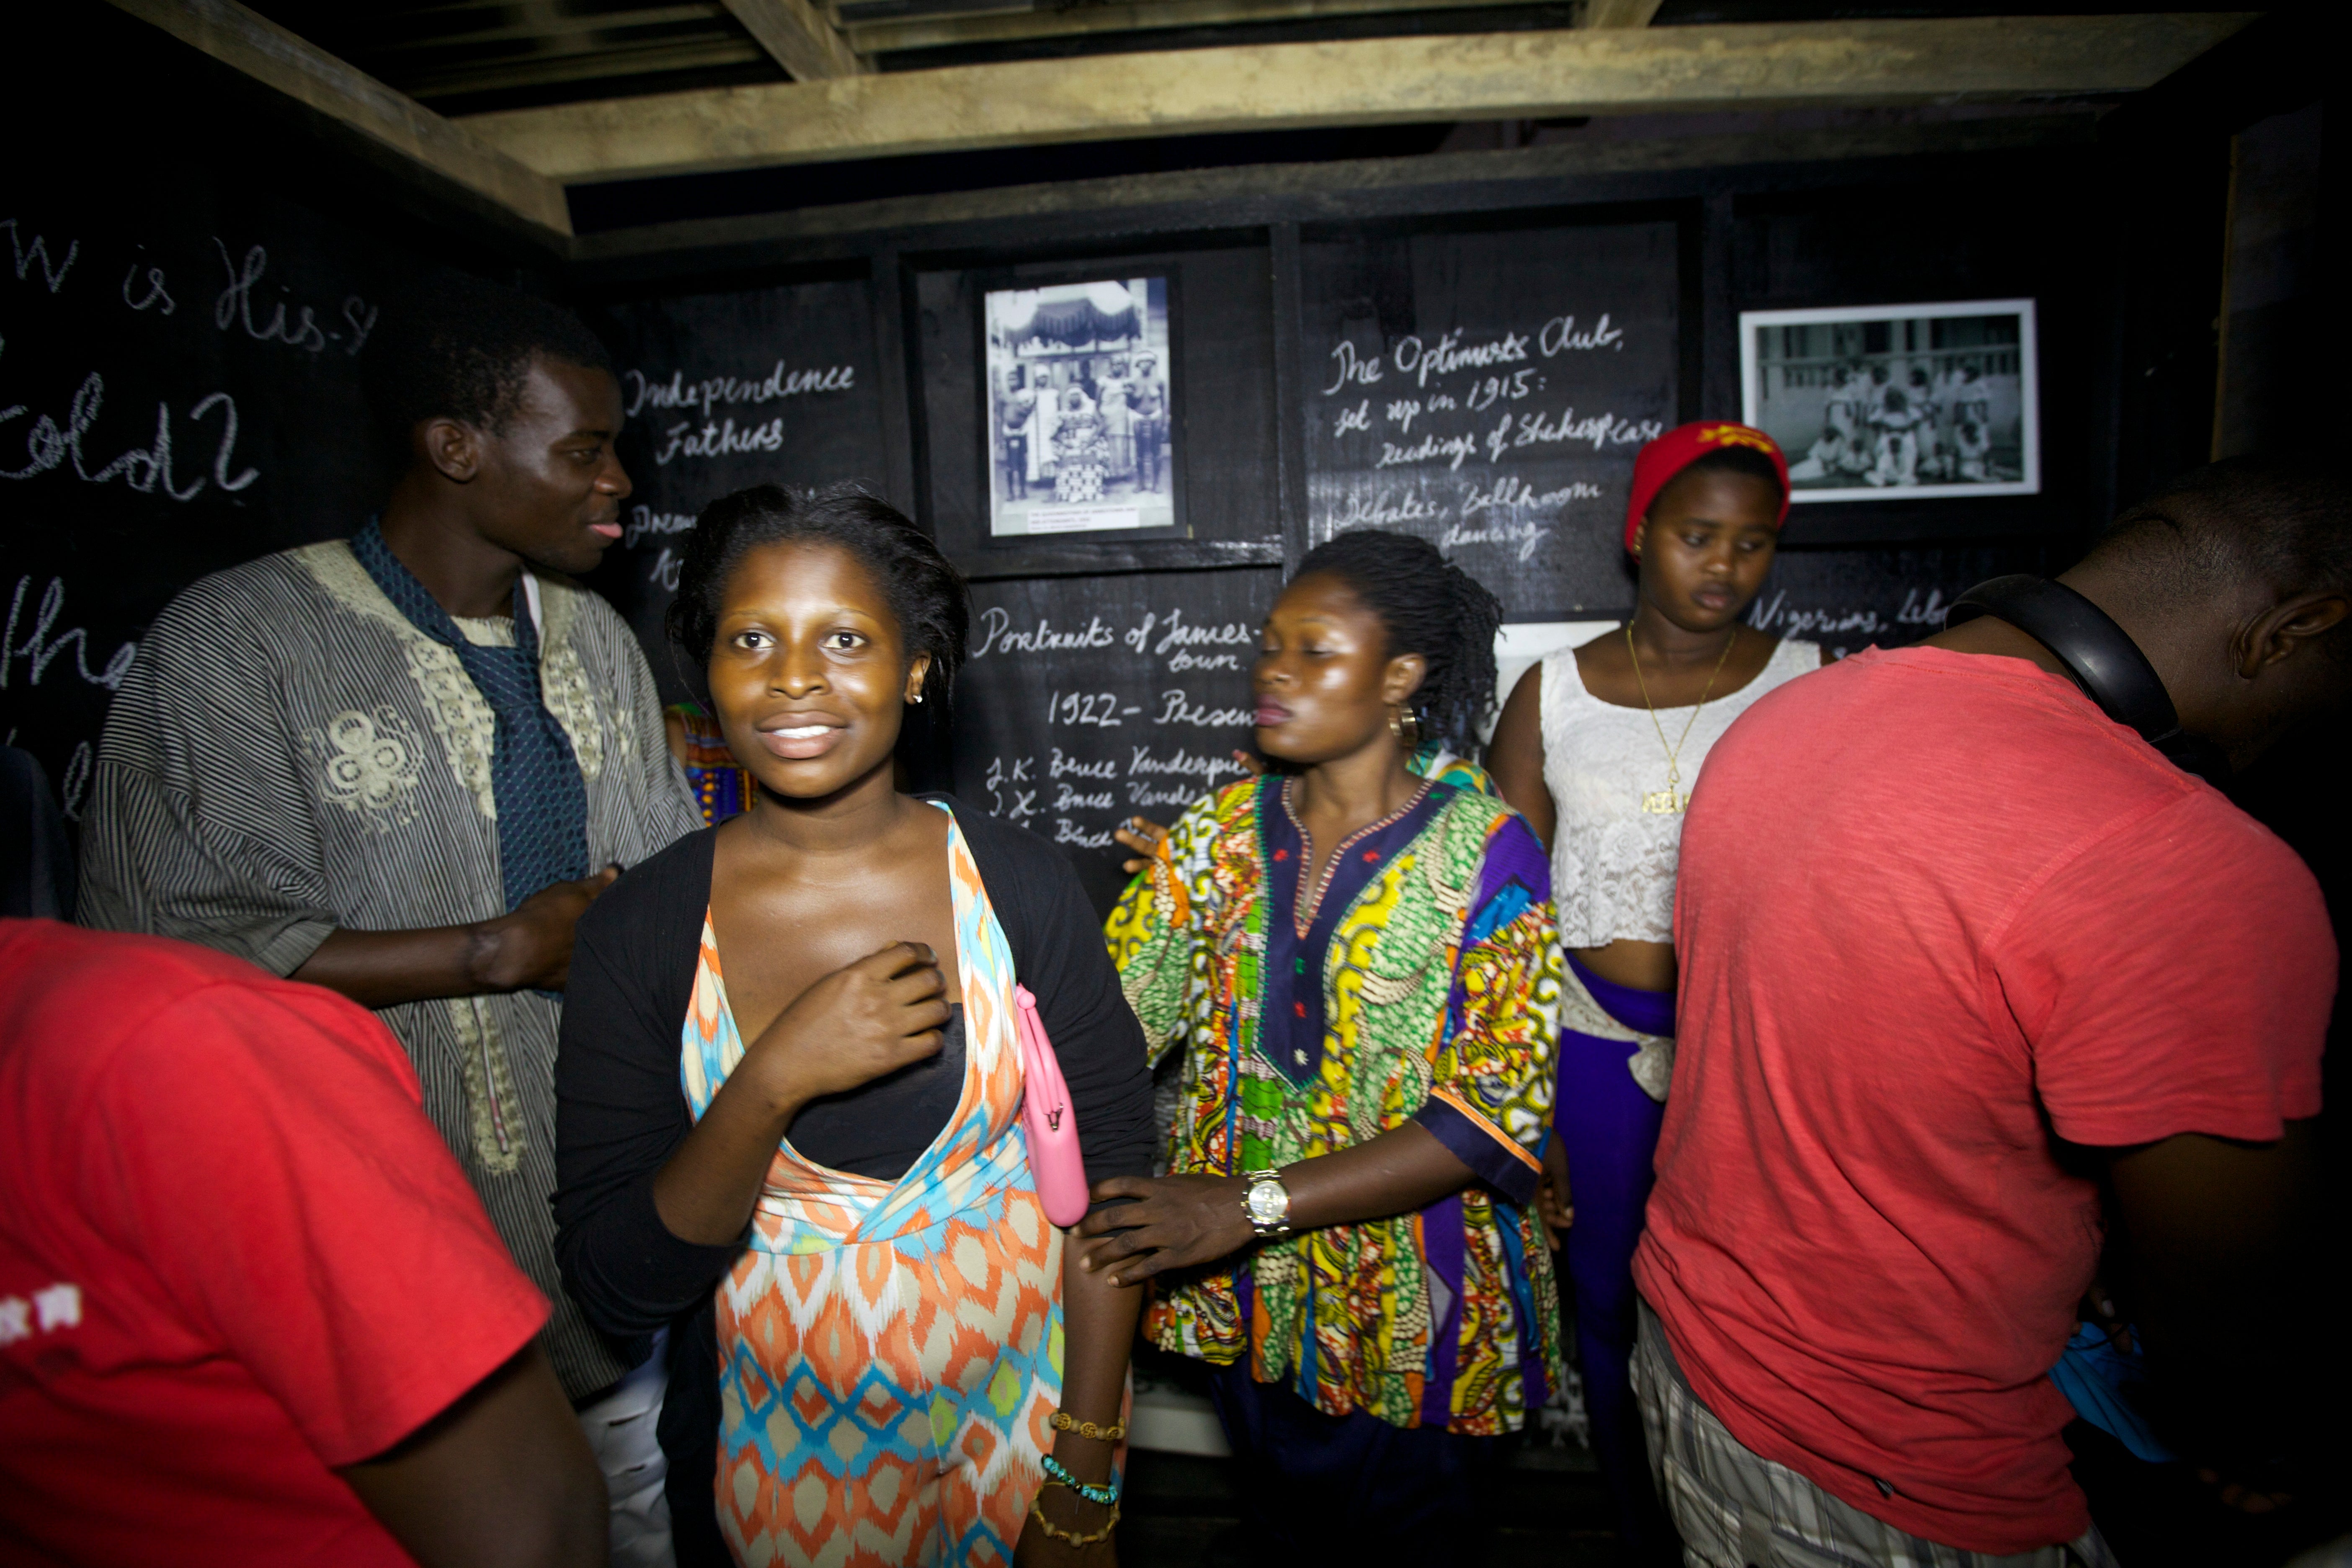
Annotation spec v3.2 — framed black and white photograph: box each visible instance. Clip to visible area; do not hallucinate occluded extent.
[1741,299,2040,503]
[984,277,1177,537]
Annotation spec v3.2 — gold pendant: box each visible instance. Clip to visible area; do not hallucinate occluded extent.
[1641,789,1689,815]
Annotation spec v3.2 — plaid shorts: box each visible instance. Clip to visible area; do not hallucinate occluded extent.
[1632,1303,2117,1568]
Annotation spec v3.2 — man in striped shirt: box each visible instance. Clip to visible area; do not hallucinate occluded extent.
[77,274,701,1562]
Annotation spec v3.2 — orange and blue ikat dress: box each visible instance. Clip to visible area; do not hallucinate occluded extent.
[681,803,1066,1566]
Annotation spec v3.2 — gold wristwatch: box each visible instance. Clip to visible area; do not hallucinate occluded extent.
[1242,1168,1292,1238]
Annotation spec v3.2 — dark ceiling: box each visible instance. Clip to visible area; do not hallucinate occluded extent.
[242,0,2230,117]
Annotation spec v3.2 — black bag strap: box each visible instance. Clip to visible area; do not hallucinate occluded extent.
[1945,576,2229,782]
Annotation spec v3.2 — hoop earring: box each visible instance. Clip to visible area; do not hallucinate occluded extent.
[1388,704,1422,747]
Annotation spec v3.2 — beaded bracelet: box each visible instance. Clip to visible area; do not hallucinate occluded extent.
[1040,1454,1119,1507]
[1050,1411,1127,1443]
[1028,1493,1119,1547]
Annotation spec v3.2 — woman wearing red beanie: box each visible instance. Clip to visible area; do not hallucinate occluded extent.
[1486,421,1827,1563]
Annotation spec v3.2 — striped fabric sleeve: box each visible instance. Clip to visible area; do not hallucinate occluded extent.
[1409,813,1562,1206]
[75,594,338,976]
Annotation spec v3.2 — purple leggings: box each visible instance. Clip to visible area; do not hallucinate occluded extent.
[1556,953,1676,1560]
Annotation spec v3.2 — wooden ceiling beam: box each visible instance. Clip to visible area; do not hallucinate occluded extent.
[1579,0,1661,25]
[101,0,573,238]
[403,38,770,101]
[843,0,1545,59]
[458,13,2255,184]
[720,0,866,78]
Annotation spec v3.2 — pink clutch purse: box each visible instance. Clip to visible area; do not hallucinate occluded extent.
[1014,984,1090,1227]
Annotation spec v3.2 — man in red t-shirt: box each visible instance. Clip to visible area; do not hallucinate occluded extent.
[0,921,610,1568]
[1633,458,2345,1563]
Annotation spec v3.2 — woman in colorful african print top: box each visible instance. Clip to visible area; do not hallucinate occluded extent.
[1085,529,1568,1566]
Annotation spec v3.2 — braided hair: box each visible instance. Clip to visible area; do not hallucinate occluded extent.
[665,482,970,704]
[1291,529,1505,756]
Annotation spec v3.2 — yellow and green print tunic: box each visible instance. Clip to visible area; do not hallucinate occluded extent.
[1106,774,1565,1434]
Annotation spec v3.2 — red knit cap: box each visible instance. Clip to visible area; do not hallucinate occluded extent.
[1623,420,1791,553]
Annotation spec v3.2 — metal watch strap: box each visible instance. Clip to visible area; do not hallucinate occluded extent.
[1242,1168,1292,1238]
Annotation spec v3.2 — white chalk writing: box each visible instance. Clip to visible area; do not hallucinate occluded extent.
[1439,518,1550,562]
[1747,590,1888,638]
[0,372,258,502]
[625,506,696,547]
[1322,340,1385,395]
[624,361,855,421]
[972,605,1119,659]
[121,250,175,315]
[3,576,138,692]
[1047,691,1125,728]
[982,755,1039,823]
[3,219,77,292]
[1153,689,1253,728]
[1460,475,1604,515]
[211,240,374,356]
[1127,744,1246,783]
[1539,313,1622,355]
[1324,487,1447,530]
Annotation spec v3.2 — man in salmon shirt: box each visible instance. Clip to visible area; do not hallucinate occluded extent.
[0,920,609,1567]
[1633,457,2344,1565]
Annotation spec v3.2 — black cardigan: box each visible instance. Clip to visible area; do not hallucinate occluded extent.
[550,797,1154,1563]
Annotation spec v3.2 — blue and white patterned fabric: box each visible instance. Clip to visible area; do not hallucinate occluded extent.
[351,519,589,910]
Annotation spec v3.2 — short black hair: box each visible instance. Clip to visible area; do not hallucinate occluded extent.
[1290,529,1504,756]
[2099,455,2352,602]
[361,269,614,452]
[666,482,970,704]
[1655,445,1786,513]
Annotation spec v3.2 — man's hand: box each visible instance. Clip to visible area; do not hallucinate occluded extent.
[475,867,621,992]
[292,866,620,1009]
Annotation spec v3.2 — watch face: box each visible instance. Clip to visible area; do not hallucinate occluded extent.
[1246,1180,1285,1226]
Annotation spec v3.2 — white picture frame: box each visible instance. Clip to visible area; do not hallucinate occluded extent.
[1739,298,2040,504]
[984,277,1176,537]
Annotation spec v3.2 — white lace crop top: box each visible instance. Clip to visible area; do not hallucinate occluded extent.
[1539,635,1820,946]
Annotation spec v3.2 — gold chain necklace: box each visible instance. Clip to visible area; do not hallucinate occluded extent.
[1626,623,1736,815]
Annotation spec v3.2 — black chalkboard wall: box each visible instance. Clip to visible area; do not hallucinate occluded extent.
[0,55,521,825]
[14,34,2196,916]
[952,567,1274,912]
[1300,212,1685,620]
[585,269,889,703]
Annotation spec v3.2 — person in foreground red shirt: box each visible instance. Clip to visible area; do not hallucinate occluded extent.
[0,920,609,1568]
[1632,457,2345,1565]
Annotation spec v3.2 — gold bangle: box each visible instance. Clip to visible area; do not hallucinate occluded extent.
[1029,1492,1119,1546]
[1050,1411,1127,1443]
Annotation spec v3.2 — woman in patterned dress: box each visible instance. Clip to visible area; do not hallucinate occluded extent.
[1089,529,1570,1566]
[552,484,1153,1567]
